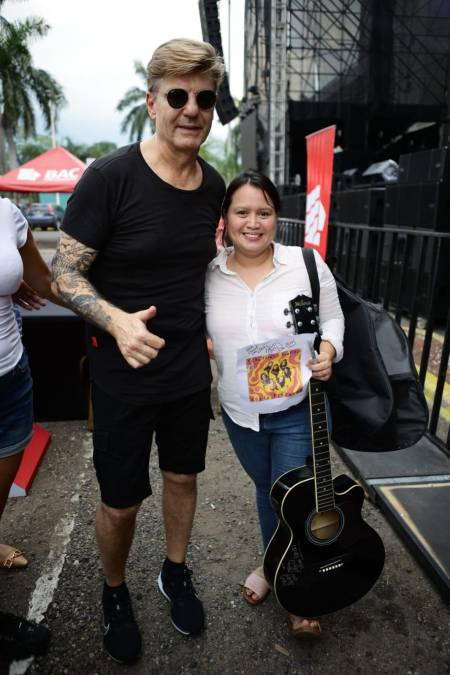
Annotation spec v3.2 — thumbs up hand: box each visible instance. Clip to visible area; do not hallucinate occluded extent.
[110,305,165,369]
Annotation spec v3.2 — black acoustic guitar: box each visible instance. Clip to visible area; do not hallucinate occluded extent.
[263,294,385,617]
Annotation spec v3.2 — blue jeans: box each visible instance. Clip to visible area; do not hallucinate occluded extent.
[0,350,33,458]
[222,401,312,550]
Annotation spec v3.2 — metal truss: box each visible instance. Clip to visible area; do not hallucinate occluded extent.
[287,0,449,107]
[242,0,450,181]
[269,0,288,184]
[287,0,367,102]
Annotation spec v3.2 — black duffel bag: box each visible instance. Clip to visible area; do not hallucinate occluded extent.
[302,247,429,451]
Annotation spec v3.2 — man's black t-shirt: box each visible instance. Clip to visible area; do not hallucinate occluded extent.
[62,143,225,405]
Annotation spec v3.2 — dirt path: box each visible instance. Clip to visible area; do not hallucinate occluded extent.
[1,409,449,674]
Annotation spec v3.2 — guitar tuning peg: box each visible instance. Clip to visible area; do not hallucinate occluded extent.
[307,306,313,312]
[286,321,292,328]
[297,321,303,327]
[310,319,316,325]
[294,308,300,314]
[283,308,289,315]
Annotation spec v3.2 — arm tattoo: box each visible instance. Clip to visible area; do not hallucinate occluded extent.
[51,233,115,331]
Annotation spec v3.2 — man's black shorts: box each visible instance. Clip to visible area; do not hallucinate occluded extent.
[91,384,213,509]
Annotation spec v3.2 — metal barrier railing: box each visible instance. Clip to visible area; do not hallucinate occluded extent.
[276,218,450,453]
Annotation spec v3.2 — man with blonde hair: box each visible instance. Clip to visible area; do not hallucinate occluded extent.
[52,38,225,663]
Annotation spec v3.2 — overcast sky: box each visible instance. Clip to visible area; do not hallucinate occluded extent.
[4,0,244,147]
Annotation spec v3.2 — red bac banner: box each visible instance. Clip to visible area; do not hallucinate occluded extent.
[305,125,336,259]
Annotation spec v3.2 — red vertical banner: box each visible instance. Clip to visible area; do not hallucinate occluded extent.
[305,125,336,259]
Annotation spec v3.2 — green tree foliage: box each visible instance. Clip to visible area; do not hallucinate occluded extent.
[116,61,152,142]
[63,137,117,162]
[17,132,52,164]
[0,0,66,172]
[15,130,117,165]
[200,121,241,184]
[86,141,117,159]
[62,137,85,160]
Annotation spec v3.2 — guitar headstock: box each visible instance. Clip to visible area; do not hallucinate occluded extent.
[284,295,319,336]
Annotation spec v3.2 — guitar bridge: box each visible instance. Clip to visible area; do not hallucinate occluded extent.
[318,560,344,574]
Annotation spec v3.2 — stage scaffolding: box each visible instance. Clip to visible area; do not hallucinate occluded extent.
[241,0,450,184]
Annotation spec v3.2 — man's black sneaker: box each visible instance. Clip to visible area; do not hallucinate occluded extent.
[0,611,50,660]
[102,582,141,663]
[157,565,205,636]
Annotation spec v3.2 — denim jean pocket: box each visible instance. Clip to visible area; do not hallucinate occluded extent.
[15,350,30,376]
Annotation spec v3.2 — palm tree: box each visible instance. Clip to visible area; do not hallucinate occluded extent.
[116,61,153,142]
[63,137,117,163]
[0,1,66,172]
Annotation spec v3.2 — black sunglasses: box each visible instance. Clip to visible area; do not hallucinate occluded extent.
[165,88,216,110]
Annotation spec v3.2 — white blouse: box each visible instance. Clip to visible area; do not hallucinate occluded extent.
[205,243,345,431]
[0,198,28,376]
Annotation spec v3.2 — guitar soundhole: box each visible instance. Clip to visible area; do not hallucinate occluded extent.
[308,509,342,544]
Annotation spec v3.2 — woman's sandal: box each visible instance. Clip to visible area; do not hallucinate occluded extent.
[242,566,271,605]
[288,614,322,639]
[0,545,28,570]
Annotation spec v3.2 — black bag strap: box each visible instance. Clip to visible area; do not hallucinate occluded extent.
[301,247,320,308]
[301,247,322,352]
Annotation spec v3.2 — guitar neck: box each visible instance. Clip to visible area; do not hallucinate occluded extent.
[309,379,335,512]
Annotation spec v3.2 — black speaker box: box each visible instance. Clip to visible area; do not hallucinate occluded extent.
[430,147,450,182]
[399,150,431,184]
[199,0,221,34]
[419,182,450,231]
[384,183,450,231]
[335,188,385,226]
[198,0,238,125]
[280,193,305,219]
[21,304,88,421]
[399,147,450,184]
[384,185,398,226]
[215,74,239,125]
[397,184,421,228]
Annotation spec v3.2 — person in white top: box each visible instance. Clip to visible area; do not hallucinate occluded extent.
[0,196,62,660]
[205,171,344,639]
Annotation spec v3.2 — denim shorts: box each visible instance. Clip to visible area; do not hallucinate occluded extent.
[0,350,33,458]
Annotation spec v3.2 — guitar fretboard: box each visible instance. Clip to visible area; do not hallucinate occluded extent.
[309,380,335,512]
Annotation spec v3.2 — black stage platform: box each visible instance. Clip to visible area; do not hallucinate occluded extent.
[20,302,88,422]
[337,436,450,601]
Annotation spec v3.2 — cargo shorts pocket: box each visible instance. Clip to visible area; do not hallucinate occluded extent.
[92,429,152,508]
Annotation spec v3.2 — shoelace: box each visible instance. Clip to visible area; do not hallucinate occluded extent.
[167,568,196,599]
[108,594,134,624]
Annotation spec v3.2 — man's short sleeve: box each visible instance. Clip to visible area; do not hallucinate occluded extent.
[62,167,112,250]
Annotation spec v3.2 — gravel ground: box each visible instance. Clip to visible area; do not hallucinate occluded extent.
[1,398,449,674]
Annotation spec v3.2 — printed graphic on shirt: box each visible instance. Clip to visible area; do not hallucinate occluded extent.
[246,349,302,401]
[236,333,316,414]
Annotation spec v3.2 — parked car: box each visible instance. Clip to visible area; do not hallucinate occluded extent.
[25,203,65,230]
